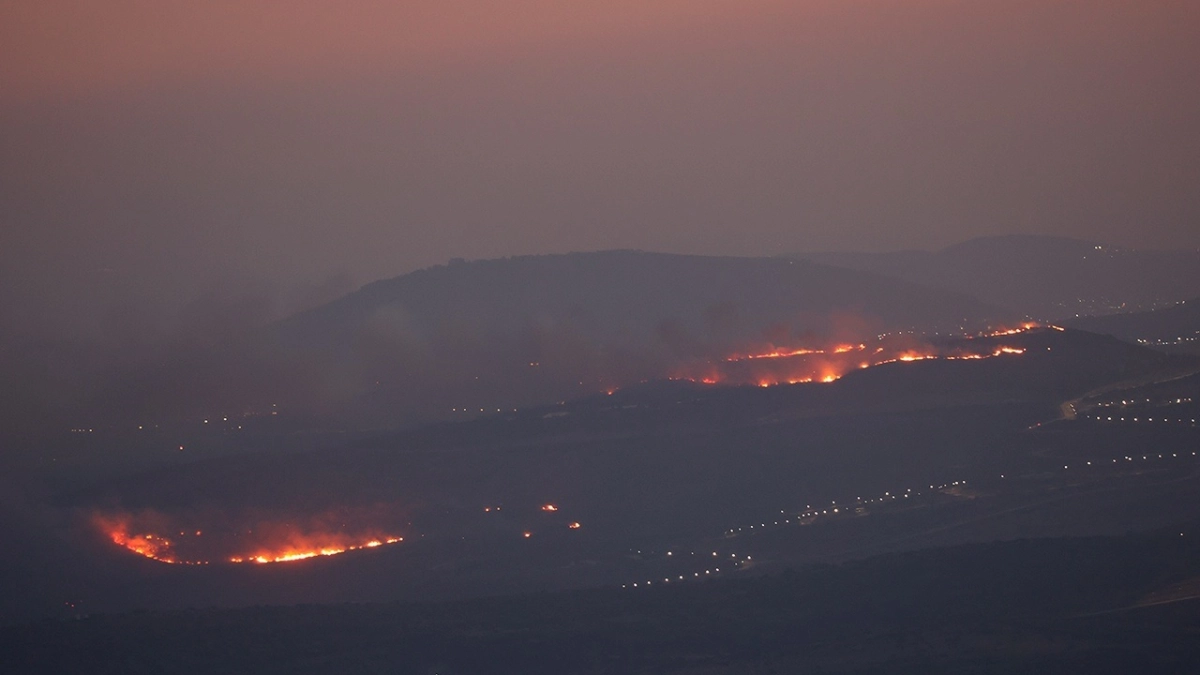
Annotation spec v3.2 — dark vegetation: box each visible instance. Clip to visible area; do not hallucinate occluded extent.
[270,250,1009,426]
[4,527,1199,674]
[2,327,1196,626]
[4,240,1200,672]
[7,239,1197,448]
[0,250,1006,448]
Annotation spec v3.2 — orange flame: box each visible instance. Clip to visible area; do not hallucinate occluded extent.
[94,513,204,565]
[228,536,403,564]
[94,510,404,565]
[104,522,176,563]
[972,323,1043,338]
[672,330,1033,389]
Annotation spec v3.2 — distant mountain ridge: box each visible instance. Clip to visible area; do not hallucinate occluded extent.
[278,250,1003,351]
[0,250,1018,435]
[793,235,1200,320]
[268,251,1010,423]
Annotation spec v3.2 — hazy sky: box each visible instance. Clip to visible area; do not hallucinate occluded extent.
[2,1,1199,333]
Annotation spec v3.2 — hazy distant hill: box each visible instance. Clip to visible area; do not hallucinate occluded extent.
[1066,298,1200,353]
[279,251,999,349]
[794,235,1200,320]
[0,251,1012,439]
[268,251,1007,422]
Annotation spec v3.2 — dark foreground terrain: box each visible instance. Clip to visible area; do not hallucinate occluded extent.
[4,526,1200,675]
[3,328,1199,621]
[3,326,1199,674]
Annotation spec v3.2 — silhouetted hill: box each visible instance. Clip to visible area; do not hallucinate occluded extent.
[280,251,998,348]
[0,251,1015,452]
[794,235,1200,320]
[267,251,1007,423]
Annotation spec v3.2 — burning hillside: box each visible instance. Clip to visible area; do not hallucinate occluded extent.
[90,326,1059,567]
[672,325,1050,388]
[94,508,405,565]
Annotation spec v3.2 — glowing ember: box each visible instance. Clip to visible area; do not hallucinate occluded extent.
[725,343,867,362]
[673,327,1039,389]
[110,529,177,563]
[228,537,403,564]
[568,522,582,529]
[95,511,404,565]
[541,504,559,512]
[95,514,204,565]
[729,347,821,361]
[971,322,1049,338]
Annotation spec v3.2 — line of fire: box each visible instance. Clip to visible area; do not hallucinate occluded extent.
[94,325,1051,565]
[670,324,1050,388]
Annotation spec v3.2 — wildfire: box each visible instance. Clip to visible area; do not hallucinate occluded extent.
[95,514,204,565]
[95,510,405,565]
[228,536,403,564]
[971,322,1058,338]
[109,528,176,563]
[729,347,820,361]
[725,343,865,362]
[673,328,1040,389]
